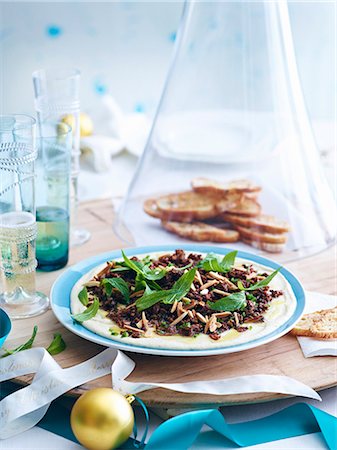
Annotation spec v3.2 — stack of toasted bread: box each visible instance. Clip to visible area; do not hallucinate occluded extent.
[143,177,290,253]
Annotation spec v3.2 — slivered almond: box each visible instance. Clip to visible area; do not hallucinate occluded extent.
[170,300,178,313]
[130,290,145,298]
[124,325,145,334]
[223,277,238,290]
[214,311,232,318]
[95,264,110,278]
[234,312,240,327]
[142,312,149,330]
[136,319,143,329]
[171,311,188,326]
[213,289,231,296]
[216,322,223,328]
[200,289,209,296]
[196,312,207,323]
[177,302,185,315]
[83,280,100,287]
[200,279,218,290]
[204,321,210,334]
[209,271,226,281]
[190,282,196,292]
[124,302,136,310]
[187,310,194,319]
[209,315,218,332]
[195,270,203,285]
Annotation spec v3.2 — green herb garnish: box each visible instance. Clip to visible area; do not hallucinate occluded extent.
[47,333,66,355]
[207,291,247,312]
[121,251,166,287]
[237,280,245,291]
[102,278,130,303]
[136,268,196,311]
[78,287,89,306]
[198,251,237,273]
[1,325,38,358]
[245,268,281,291]
[120,331,129,338]
[71,298,99,322]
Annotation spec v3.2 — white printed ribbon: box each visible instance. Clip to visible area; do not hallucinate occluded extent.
[0,347,321,439]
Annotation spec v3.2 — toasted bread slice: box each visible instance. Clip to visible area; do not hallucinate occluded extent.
[291,307,337,339]
[162,221,239,243]
[143,198,163,218]
[222,213,290,234]
[192,177,261,195]
[221,196,261,217]
[155,191,241,222]
[241,237,285,253]
[236,225,287,244]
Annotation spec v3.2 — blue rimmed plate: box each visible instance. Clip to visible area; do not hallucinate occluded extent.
[50,245,305,357]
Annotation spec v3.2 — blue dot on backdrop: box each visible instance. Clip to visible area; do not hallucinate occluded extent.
[93,80,108,96]
[134,103,145,113]
[46,25,62,38]
[168,31,176,43]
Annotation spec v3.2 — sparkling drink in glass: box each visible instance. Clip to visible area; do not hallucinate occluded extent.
[0,114,49,319]
[32,68,91,247]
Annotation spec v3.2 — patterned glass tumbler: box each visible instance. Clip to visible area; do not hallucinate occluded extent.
[32,68,91,247]
[0,115,49,319]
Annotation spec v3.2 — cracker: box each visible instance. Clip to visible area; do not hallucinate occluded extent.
[291,307,337,339]
[162,221,239,243]
[236,225,287,244]
[192,177,261,195]
[222,213,290,234]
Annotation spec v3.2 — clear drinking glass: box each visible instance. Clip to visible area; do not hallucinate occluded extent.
[36,122,71,271]
[32,68,91,247]
[0,114,49,319]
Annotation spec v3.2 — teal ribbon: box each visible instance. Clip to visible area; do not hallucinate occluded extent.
[1,383,336,449]
[145,404,337,450]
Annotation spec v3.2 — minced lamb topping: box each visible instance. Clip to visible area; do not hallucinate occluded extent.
[77,249,282,340]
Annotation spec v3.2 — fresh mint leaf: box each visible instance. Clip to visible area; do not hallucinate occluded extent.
[207,291,247,312]
[121,250,144,275]
[122,250,166,284]
[102,278,130,303]
[245,268,281,291]
[136,290,172,311]
[135,273,147,292]
[142,265,166,280]
[1,325,38,357]
[237,280,245,291]
[78,287,88,306]
[71,298,99,322]
[47,333,66,355]
[136,268,196,311]
[198,251,237,273]
[162,268,197,304]
[110,266,130,273]
[221,251,238,271]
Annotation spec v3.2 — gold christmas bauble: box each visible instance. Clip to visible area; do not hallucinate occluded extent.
[61,112,94,137]
[70,388,134,450]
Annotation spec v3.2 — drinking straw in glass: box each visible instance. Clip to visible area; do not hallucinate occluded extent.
[35,122,71,271]
[32,68,91,246]
[0,114,49,319]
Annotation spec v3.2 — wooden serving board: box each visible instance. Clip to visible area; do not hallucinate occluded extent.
[6,199,337,408]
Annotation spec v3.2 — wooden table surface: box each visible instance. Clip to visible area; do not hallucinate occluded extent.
[6,198,337,408]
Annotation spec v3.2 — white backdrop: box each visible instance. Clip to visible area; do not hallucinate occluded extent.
[0,1,335,121]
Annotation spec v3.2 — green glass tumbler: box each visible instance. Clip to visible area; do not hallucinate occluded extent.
[35,122,71,271]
